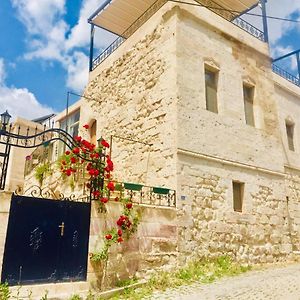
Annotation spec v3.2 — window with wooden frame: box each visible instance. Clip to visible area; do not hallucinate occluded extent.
[243,84,255,126]
[205,67,218,113]
[233,181,244,212]
[286,121,295,151]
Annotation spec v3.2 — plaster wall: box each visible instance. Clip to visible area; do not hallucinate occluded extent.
[0,192,12,280]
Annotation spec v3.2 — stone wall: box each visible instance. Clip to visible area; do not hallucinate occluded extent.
[87,202,177,290]
[176,7,284,173]
[285,168,300,252]
[177,154,294,265]
[81,5,178,190]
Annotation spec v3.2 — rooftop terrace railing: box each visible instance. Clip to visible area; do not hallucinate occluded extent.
[272,64,300,87]
[196,0,264,42]
[92,0,265,70]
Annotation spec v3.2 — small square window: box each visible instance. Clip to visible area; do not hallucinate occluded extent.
[286,122,295,151]
[205,68,218,113]
[233,181,244,212]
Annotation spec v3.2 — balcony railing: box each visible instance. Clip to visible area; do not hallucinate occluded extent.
[272,64,300,87]
[196,0,264,42]
[111,182,176,208]
[92,0,167,70]
[92,0,265,70]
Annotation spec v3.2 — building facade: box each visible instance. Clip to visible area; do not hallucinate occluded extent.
[80,0,300,266]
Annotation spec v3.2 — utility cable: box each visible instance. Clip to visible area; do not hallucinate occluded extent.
[169,0,300,23]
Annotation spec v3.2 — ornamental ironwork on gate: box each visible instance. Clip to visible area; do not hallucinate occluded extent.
[0,113,104,191]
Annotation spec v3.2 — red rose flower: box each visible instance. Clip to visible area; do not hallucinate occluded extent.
[70,157,77,164]
[126,202,133,209]
[72,147,80,154]
[107,181,115,191]
[62,160,67,165]
[74,136,82,143]
[118,229,122,236]
[93,190,100,198]
[100,197,108,203]
[65,169,72,176]
[101,139,110,148]
[65,151,70,155]
[106,158,114,171]
[83,124,89,129]
[117,237,123,243]
[114,197,119,202]
[88,169,95,176]
[117,218,124,227]
[105,234,112,240]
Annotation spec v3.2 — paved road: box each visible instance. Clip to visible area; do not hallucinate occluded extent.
[149,263,300,300]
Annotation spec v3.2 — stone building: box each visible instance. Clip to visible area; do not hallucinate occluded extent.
[79,0,300,266]
[1,0,300,295]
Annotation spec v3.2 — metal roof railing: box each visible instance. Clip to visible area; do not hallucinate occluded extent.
[272,64,300,87]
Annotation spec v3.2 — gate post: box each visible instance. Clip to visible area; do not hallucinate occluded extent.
[0,191,12,281]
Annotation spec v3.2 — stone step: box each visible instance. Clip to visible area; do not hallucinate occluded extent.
[9,281,89,300]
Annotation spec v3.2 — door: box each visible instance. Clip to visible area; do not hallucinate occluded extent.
[1,195,91,286]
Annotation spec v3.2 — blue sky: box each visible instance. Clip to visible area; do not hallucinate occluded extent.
[0,0,299,120]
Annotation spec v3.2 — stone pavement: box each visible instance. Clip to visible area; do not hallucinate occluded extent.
[148,263,300,300]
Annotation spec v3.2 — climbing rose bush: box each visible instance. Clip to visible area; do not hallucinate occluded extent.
[59,124,140,261]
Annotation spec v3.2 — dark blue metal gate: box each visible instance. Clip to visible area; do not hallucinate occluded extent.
[1,193,91,286]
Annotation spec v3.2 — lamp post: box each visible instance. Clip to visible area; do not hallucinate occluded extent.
[0,110,12,190]
[0,110,12,132]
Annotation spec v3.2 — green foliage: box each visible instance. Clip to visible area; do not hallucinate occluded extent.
[0,282,10,300]
[40,290,48,300]
[69,295,83,300]
[106,256,252,299]
[115,277,138,288]
[34,162,51,186]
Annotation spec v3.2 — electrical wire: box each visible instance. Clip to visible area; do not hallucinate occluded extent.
[169,0,300,23]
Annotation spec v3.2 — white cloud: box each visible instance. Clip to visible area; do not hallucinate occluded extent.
[0,59,6,84]
[65,51,89,92]
[65,0,116,51]
[11,0,66,35]
[11,0,116,94]
[266,0,300,45]
[0,58,55,120]
[243,0,300,45]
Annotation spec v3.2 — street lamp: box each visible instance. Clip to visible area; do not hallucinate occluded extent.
[0,110,12,131]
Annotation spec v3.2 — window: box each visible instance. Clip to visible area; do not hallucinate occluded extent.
[286,122,295,151]
[243,85,255,126]
[205,68,218,113]
[58,110,80,155]
[233,181,244,212]
[60,110,80,137]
